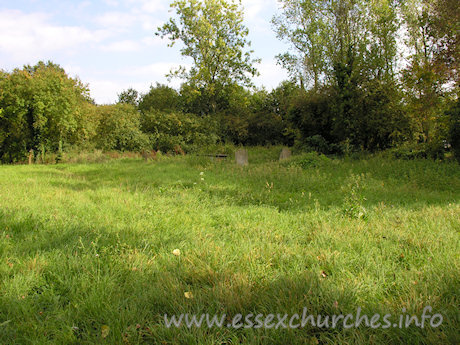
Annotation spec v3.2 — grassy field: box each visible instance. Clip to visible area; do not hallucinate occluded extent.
[0,148,459,344]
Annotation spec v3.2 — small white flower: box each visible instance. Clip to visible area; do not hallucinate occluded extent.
[172,249,181,256]
[199,172,204,176]
[184,291,193,299]
[201,178,204,181]
[95,254,99,257]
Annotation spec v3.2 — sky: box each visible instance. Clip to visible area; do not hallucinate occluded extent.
[0,0,291,104]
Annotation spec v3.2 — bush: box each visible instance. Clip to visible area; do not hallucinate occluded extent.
[390,140,447,160]
[141,110,218,153]
[286,152,331,169]
[447,99,460,163]
[425,140,445,160]
[304,135,330,154]
[390,143,428,160]
[96,104,149,152]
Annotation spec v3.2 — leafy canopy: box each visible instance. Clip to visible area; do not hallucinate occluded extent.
[156,0,260,113]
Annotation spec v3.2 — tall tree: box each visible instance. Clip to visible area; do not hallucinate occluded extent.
[400,0,456,142]
[273,0,400,88]
[156,0,259,114]
[117,88,140,107]
[428,0,459,88]
[272,0,328,89]
[0,61,90,162]
[138,83,180,113]
[273,0,406,150]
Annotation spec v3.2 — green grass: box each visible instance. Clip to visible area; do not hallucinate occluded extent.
[0,148,459,344]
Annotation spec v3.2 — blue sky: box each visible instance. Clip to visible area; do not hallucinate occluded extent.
[0,0,290,104]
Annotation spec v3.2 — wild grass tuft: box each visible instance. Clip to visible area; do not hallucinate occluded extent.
[0,148,458,344]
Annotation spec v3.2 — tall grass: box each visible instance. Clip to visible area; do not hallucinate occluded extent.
[0,150,458,344]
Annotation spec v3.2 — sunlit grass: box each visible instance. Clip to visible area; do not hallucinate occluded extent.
[0,149,459,344]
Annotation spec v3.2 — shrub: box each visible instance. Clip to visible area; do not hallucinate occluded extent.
[304,135,330,154]
[425,140,445,160]
[141,110,218,153]
[447,99,460,163]
[138,83,180,113]
[390,140,448,161]
[390,143,428,160]
[287,152,331,169]
[96,104,149,152]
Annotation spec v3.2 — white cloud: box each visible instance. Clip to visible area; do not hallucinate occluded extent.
[103,0,119,6]
[241,0,278,34]
[94,11,137,29]
[140,16,163,31]
[0,10,110,63]
[128,0,166,14]
[120,62,189,81]
[87,62,188,103]
[242,0,265,21]
[140,1,166,14]
[100,40,141,52]
[62,64,83,77]
[141,35,163,46]
[253,60,289,90]
[86,79,125,104]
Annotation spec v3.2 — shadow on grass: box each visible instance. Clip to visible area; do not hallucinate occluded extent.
[21,158,460,213]
[0,208,458,344]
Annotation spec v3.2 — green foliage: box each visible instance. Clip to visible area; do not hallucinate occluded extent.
[287,151,331,169]
[138,83,180,113]
[429,0,459,86]
[218,112,249,144]
[447,99,460,162]
[389,140,447,161]
[288,89,334,145]
[0,152,458,343]
[141,110,218,152]
[400,0,459,144]
[96,104,149,151]
[341,173,368,220]
[273,0,399,88]
[245,89,288,146]
[286,82,410,152]
[390,143,428,160]
[157,0,259,114]
[117,88,140,107]
[216,82,299,146]
[303,135,332,154]
[0,61,90,163]
[343,80,412,151]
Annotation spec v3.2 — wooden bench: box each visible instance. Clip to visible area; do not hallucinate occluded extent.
[200,154,228,159]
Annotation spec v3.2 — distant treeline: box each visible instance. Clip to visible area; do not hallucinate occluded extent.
[0,60,458,163]
[1,0,459,163]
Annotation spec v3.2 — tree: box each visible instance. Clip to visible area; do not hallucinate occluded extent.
[156,0,260,114]
[28,62,90,152]
[400,0,457,143]
[428,0,459,88]
[117,88,140,107]
[273,0,400,89]
[138,83,180,113]
[272,0,329,89]
[273,0,405,150]
[0,61,90,162]
[96,104,148,151]
[0,68,33,162]
[447,99,460,162]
